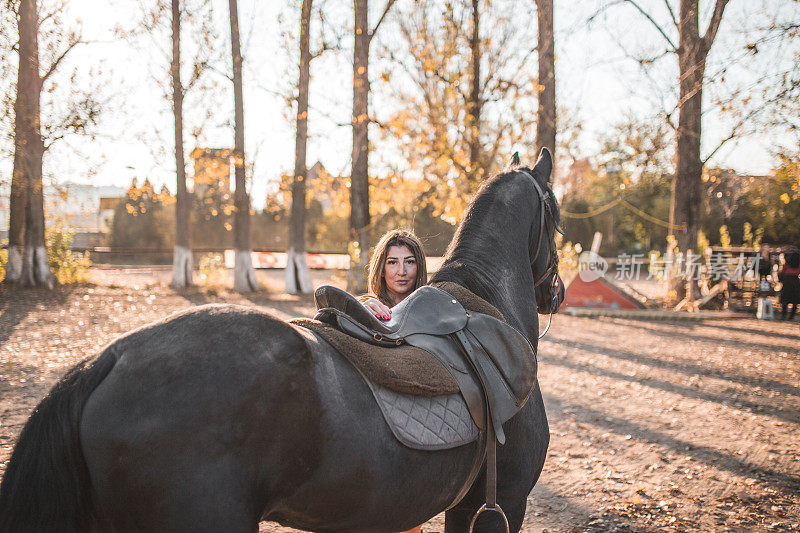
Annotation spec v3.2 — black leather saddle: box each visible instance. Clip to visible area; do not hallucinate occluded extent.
[314,284,538,517]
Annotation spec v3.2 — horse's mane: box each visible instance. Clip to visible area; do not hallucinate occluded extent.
[431,169,535,304]
[430,161,558,312]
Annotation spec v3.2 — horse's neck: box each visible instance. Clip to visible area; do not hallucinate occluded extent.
[435,207,540,342]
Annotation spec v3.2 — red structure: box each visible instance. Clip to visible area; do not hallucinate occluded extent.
[562,275,643,310]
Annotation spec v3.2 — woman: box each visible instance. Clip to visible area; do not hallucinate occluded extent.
[361,229,428,321]
[778,247,800,321]
[359,229,427,533]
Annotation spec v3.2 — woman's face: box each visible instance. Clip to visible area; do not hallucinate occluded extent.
[383,244,418,303]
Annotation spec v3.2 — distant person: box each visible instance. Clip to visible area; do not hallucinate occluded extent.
[757,245,773,282]
[778,248,800,321]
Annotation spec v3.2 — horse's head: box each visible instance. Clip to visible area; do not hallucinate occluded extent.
[513,148,564,316]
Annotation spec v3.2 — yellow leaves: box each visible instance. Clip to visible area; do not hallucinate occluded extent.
[780,192,791,204]
[224,222,232,231]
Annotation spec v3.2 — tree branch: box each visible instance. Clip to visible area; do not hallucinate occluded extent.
[621,0,677,51]
[701,0,730,53]
[368,0,397,43]
[41,37,81,82]
[586,0,627,26]
[702,103,764,164]
[661,0,678,28]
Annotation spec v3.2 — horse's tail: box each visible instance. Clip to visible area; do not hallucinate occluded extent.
[0,346,119,531]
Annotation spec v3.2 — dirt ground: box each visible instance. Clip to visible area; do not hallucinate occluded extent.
[1,272,798,532]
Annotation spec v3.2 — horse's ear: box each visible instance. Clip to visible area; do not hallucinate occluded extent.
[533,147,553,183]
[504,151,521,172]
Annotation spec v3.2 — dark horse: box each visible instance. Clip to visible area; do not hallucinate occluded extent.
[0,149,563,532]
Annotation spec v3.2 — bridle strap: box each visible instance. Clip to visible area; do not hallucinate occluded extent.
[518,169,562,339]
[522,170,560,288]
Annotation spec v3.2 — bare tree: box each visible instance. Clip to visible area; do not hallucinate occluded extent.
[377,0,541,219]
[286,0,314,294]
[6,0,52,287]
[3,0,99,288]
[347,0,396,293]
[466,0,482,183]
[535,0,555,158]
[598,0,730,300]
[130,0,215,288]
[670,0,729,299]
[228,0,257,292]
[170,0,192,288]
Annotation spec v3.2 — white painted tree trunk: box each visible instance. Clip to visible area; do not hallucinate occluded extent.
[21,245,55,289]
[3,245,23,284]
[285,247,313,294]
[233,248,258,292]
[170,246,194,289]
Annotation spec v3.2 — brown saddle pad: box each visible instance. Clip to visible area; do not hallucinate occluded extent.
[290,317,459,396]
[288,282,505,398]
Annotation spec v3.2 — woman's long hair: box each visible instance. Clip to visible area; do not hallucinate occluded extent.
[367,229,428,306]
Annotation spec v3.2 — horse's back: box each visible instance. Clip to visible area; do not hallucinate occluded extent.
[80,304,320,530]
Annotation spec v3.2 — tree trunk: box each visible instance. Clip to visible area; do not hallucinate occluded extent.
[348,0,370,293]
[535,0,556,160]
[466,0,482,184]
[12,0,54,288]
[170,0,193,289]
[286,0,313,295]
[5,148,26,284]
[21,155,53,289]
[668,0,726,301]
[229,0,257,292]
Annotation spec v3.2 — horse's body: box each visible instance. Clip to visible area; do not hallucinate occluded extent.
[0,150,562,532]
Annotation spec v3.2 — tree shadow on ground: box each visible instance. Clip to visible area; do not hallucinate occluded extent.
[618,318,800,343]
[525,482,597,530]
[543,394,800,493]
[605,319,797,354]
[174,288,214,307]
[0,286,75,347]
[540,353,800,424]
[544,336,800,398]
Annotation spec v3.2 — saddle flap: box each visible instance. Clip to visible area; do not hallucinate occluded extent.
[464,314,537,404]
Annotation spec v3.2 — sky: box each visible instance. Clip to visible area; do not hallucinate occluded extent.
[1,0,797,209]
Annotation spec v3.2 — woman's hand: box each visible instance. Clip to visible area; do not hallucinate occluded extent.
[361,297,392,321]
